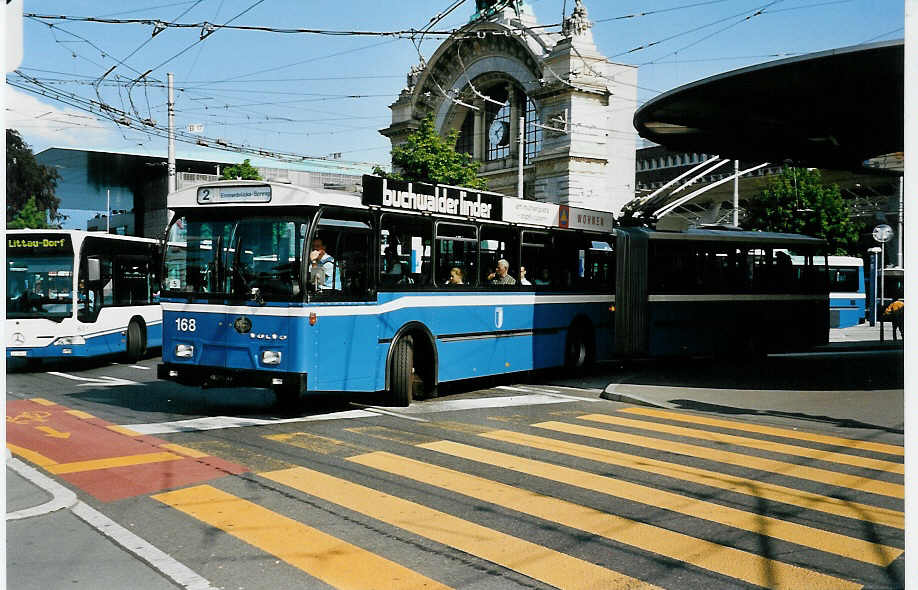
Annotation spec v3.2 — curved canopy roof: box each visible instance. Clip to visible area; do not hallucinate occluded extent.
[633,40,903,171]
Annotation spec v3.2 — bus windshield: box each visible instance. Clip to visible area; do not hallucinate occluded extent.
[7,253,74,321]
[164,212,310,302]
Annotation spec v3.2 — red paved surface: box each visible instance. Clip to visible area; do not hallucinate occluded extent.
[7,398,248,501]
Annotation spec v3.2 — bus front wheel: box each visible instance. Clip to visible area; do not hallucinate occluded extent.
[126,319,146,362]
[390,336,417,407]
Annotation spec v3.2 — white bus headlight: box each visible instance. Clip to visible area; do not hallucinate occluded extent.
[52,336,85,346]
[261,350,282,365]
[175,344,194,358]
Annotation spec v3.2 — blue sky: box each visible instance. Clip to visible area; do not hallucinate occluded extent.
[6,0,904,169]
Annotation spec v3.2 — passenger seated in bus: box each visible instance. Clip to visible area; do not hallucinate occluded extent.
[382,246,411,286]
[446,267,464,286]
[519,266,531,285]
[533,268,551,286]
[487,259,517,286]
[309,238,338,290]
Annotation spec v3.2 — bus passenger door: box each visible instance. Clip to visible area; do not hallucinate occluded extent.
[309,209,377,391]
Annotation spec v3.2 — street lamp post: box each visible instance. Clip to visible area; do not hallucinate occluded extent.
[867,247,881,326]
[872,224,894,341]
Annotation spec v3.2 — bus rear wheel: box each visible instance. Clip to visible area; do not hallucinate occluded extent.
[126,319,146,362]
[390,336,420,407]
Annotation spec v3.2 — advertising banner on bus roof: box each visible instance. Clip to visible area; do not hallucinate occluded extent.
[362,175,503,222]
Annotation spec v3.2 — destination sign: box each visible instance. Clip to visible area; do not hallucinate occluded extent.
[7,235,72,254]
[363,175,503,221]
[197,185,272,204]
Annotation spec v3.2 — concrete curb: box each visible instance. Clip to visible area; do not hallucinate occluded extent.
[6,457,78,520]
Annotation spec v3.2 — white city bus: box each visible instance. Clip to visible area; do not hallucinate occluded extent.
[7,230,162,363]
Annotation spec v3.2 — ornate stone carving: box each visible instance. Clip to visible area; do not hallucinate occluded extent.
[562,0,592,38]
[405,62,425,92]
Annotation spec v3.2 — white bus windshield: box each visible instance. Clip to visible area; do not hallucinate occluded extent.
[6,240,75,321]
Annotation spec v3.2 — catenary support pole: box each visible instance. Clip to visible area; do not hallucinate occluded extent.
[168,72,176,194]
[517,115,524,199]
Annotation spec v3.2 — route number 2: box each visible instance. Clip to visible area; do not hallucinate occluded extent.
[175,317,197,332]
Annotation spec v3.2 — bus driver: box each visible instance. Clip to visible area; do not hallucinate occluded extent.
[309,238,336,290]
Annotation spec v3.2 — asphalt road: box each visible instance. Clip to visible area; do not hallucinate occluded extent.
[6,347,905,590]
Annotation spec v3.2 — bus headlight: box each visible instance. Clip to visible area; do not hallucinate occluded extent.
[261,350,282,365]
[175,344,194,358]
[52,336,85,346]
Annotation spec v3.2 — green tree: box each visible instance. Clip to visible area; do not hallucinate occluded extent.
[7,196,52,229]
[375,115,486,189]
[743,166,860,255]
[221,158,262,180]
[6,129,63,226]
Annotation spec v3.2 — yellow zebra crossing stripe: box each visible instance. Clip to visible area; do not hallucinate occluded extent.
[349,450,863,589]
[620,407,904,456]
[534,421,903,499]
[479,429,902,529]
[415,440,901,567]
[580,413,902,474]
[262,466,662,590]
[153,485,453,590]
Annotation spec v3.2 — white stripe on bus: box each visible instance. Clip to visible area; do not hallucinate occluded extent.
[161,294,615,317]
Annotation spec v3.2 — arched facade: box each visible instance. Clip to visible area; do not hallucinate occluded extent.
[380,1,637,214]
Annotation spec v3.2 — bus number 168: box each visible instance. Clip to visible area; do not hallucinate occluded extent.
[175,318,196,332]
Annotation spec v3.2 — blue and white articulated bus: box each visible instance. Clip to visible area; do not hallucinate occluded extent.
[6,230,163,362]
[157,176,616,405]
[614,226,829,358]
[825,256,866,328]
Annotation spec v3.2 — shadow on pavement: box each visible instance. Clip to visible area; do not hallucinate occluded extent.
[599,351,903,392]
[62,379,392,421]
[667,399,904,435]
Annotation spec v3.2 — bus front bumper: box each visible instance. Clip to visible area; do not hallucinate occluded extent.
[157,363,307,393]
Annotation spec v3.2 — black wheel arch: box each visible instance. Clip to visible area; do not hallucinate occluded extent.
[566,314,596,359]
[385,321,438,393]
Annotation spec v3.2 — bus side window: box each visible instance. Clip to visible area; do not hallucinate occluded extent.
[480,225,518,287]
[436,222,477,287]
[521,231,552,288]
[379,214,432,290]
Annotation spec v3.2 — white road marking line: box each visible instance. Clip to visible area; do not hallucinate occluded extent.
[124,409,378,435]
[397,394,580,414]
[349,403,429,422]
[6,458,77,520]
[497,384,604,401]
[129,365,151,370]
[123,394,584,434]
[71,504,217,590]
[7,457,217,590]
[48,372,138,386]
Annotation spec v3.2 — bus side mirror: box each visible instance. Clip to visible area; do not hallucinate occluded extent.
[87,258,101,282]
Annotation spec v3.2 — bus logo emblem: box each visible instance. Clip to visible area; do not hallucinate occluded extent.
[495,307,503,329]
[233,316,252,334]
